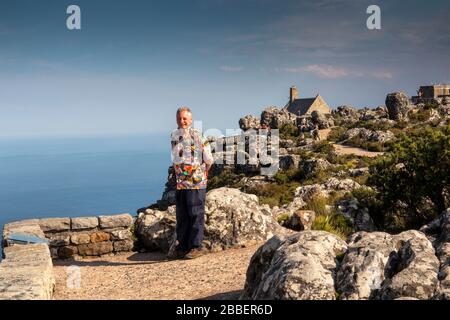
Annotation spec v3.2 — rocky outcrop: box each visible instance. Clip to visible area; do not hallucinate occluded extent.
[239,115,260,131]
[261,107,296,129]
[336,197,375,231]
[331,106,359,123]
[241,231,347,299]
[294,178,361,203]
[336,230,439,300]
[343,127,395,144]
[386,92,411,121]
[420,208,450,299]
[302,158,332,177]
[135,187,287,253]
[242,221,449,300]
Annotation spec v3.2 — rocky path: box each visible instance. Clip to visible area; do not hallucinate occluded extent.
[332,143,384,158]
[52,244,261,300]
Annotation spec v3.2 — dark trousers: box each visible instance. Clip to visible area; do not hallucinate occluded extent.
[175,189,206,252]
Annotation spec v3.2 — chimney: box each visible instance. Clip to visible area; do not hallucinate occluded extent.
[290,86,298,103]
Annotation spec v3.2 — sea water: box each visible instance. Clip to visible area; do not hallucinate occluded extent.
[0,133,172,261]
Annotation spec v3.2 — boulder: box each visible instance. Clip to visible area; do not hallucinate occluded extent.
[239,115,260,131]
[261,107,296,129]
[135,188,286,253]
[420,208,450,299]
[336,230,439,300]
[375,230,439,300]
[282,210,316,231]
[385,92,411,121]
[332,106,359,122]
[241,231,347,299]
[302,158,331,177]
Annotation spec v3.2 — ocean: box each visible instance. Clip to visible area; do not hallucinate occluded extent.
[0,133,172,260]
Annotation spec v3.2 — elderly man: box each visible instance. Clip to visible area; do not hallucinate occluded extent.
[168,107,214,259]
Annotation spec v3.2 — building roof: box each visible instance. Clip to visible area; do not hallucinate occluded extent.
[285,97,317,115]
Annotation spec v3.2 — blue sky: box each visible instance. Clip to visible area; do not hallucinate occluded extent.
[0,0,449,138]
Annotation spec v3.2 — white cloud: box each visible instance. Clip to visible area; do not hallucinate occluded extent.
[283,64,349,79]
[281,64,394,80]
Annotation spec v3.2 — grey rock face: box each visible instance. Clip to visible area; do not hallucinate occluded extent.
[241,231,347,300]
[336,197,375,232]
[376,230,439,300]
[135,188,286,253]
[385,92,411,121]
[261,107,297,129]
[336,230,439,300]
[420,208,450,299]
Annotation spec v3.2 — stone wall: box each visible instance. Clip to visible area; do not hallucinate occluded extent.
[0,213,135,300]
[39,214,135,259]
[1,219,54,299]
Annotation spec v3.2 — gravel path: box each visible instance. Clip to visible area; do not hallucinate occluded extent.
[333,143,384,158]
[52,244,261,300]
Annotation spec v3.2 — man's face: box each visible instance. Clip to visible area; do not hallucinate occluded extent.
[177,110,192,129]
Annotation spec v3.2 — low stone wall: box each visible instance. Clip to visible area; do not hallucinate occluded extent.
[1,219,54,299]
[0,213,135,300]
[40,214,135,259]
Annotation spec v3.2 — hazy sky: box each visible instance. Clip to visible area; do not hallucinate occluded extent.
[0,0,449,138]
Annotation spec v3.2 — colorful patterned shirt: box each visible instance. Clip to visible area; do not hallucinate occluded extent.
[171,127,214,190]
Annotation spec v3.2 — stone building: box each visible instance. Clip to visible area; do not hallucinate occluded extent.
[412,84,450,103]
[283,86,331,116]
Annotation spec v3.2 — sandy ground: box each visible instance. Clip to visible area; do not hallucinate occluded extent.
[332,143,384,158]
[52,244,262,300]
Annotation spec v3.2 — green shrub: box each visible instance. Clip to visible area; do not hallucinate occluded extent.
[277,213,290,224]
[312,214,353,239]
[207,168,244,191]
[304,196,330,216]
[327,127,346,142]
[368,124,450,229]
[313,141,334,155]
[279,123,299,140]
[246,182,300,207]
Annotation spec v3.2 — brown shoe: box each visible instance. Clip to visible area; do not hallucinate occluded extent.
[167,249,188,260]
[184,247,208,259]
